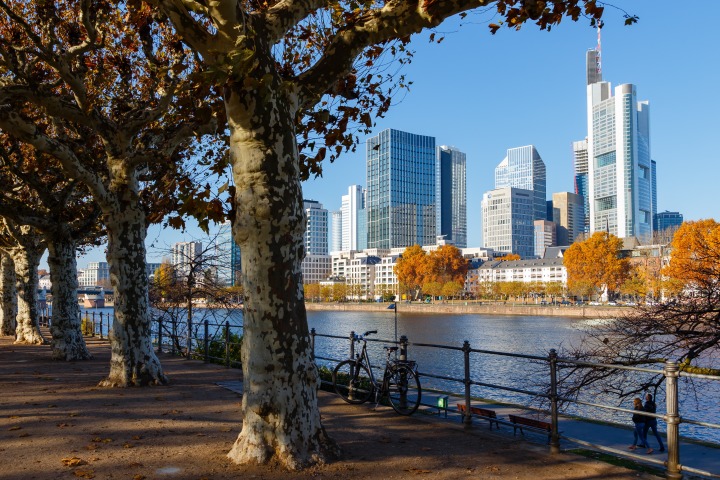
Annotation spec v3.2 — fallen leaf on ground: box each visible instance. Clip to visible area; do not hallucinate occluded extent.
[123,443,134,449]
[405,469,432,474]
[132,475,145,480]
[131,435,143,440]
[219,427,231,432]
[62,457,86,467]
[8,415,19,419]
[57,423,73,428]
[8,426,21,431]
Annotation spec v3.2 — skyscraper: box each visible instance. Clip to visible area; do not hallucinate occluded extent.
[572,138,590,233]
[436,145,467,247]
[366,129,436,249]
[585,46,654,239]
[330,210,343,253]
[481,187,535,258]
[341,185,367,251]
[654,211,683,233]
[534,220,557,257]
[302,200,330,283]
[494,145,546,223]
[216,221,242,287]
[552,192,585,245]
[303,200,328,255]
[171,241,203,278]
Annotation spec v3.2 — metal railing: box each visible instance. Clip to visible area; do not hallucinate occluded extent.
[308,329,720,480]
[63,313,719,480]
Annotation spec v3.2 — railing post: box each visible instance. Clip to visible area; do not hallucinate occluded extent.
[399,335,408,362]
[548,349,560,454]
[224,320,230,368]
[349,331,355,359]
[463,340,472,429]
[157,317,163,354]
[664,361,682,480]
[310,328,316,360]
[203,319,209,363]
[98,312,103,338]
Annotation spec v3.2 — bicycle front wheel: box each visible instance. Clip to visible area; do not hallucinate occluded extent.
[386,365,421,415]
[333,359,373,404]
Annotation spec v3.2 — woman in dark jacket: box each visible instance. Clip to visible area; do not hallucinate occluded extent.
[629,397,648,450]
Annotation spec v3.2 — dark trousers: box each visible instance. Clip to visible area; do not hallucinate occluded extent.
[644,420,665,450]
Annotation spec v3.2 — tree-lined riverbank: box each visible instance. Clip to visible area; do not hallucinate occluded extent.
[306,301,631,318]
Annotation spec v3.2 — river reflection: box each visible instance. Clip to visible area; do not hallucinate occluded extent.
[307,309,720,444]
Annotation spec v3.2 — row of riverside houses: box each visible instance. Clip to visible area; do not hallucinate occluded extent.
[309,238,671,302]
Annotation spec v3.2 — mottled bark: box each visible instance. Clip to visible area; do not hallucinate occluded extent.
[47,237,91,360]
[100,205,166,386]
[12,240,45,344]
[224,65,336,469]
[0,251,17,336]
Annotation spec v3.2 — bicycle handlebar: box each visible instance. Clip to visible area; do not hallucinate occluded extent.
[363,330,377,336]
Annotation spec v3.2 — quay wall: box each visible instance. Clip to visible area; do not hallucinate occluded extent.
[305,302,631,318]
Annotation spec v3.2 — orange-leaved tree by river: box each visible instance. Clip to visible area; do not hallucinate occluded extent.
[563,232,629,300]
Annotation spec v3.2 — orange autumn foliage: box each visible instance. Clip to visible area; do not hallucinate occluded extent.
[662,219,720,293]
[563,232,629,297]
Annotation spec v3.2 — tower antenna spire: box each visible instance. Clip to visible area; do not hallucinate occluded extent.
[596,23,603,77]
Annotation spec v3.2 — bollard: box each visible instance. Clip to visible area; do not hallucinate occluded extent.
[349,331,355,359]
[548,349,560,454]
[399,335,408,362]
[462,340,472,429]
[157,317,163,354]
[224,321,230,368]
[310,328,316,359]
[664,361,682,480]
[203,319,209,363]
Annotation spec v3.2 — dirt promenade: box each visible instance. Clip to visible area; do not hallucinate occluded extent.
[0,337,657,480]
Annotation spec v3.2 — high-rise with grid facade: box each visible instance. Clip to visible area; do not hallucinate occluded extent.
[366,129,436,249]
[436,146,467,248]
[586,49,654,239]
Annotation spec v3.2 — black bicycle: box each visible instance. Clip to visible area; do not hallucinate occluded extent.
[332,330,421,415]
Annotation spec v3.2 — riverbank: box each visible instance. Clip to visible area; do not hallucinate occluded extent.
[306,301,631,318]
[0,337,658,480]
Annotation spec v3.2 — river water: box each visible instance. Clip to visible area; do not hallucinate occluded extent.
[78,306,720,444]
[305,309,720,444]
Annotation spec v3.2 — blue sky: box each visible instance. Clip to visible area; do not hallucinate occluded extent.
[73,1,719,269]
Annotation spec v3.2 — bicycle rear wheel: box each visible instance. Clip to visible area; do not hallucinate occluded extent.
[333,359,373,404]
[386,365,421,415]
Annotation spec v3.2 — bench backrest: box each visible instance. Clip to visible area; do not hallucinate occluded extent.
[508,414,550,431]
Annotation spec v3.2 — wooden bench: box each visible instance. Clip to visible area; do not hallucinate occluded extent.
[508,414,552,443]
[457,404,500,429]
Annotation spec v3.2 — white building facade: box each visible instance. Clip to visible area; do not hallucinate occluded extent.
[482,187,535,258]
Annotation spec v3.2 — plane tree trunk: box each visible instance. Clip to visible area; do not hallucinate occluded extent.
[12,239,45,344]
[99,200,166,387]
[0,251,17,336]
[224,66,336,470]
[46,235,91,360]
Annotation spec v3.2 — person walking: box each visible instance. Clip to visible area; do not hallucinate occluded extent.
[643,393,665,454]
[629,397,648,451]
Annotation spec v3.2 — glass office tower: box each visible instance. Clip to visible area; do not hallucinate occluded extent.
[366,129,436,249]
[436,145,467,247]
[494,145,546,223]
